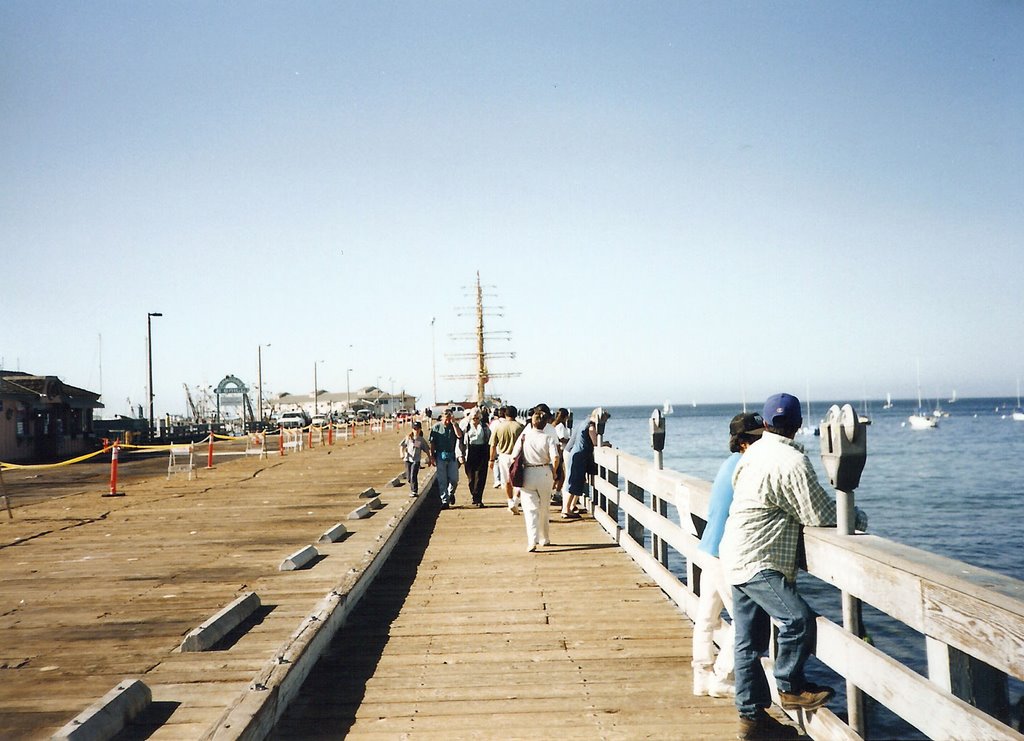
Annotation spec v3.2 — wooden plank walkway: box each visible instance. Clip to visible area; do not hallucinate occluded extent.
[273,487,762,740]
[0,432,417,739]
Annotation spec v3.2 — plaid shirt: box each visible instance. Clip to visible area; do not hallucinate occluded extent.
[719,431,867,585]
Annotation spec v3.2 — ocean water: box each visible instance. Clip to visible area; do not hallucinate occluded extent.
[587,397,1024,738]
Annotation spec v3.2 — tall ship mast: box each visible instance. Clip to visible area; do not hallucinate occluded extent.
[444,271,519,404]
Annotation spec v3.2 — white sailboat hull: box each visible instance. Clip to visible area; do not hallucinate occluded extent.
[908,414,938,429]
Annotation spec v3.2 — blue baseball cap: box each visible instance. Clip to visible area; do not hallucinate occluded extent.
[763,393,803,428]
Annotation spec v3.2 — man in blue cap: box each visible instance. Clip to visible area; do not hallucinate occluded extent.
[719,393,867,739]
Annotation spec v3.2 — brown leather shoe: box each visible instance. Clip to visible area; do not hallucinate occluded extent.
[737,712,767,739]
[738,712,802,740]
[778,684,834,710]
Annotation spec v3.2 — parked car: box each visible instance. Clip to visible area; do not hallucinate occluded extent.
[310,415,328,427]
[278,411,309,429]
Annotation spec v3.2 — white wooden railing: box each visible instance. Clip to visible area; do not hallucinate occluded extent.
[588,444,1024,741]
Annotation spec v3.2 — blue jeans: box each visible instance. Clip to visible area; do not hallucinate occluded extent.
[405,460,421,494]
[732,570,816,718]
[435,457,459,504]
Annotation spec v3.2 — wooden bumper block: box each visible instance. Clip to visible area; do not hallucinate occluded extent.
[319,523,348,543]
[279,545,319,571]
[348,497,381,519]
[52,678,152,740]
[180,592,261,652]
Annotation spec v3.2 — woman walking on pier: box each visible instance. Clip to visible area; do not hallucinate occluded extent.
[510,404,561,551]
[550,408,571,506]
[462,409,491,507]
[400,422,429,497]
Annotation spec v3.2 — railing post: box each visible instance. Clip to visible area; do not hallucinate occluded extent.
[926,638,1010,723]
[652,494,669,568]
[649,409,668,567]
[626,480,644,545]
[605,466,618,523]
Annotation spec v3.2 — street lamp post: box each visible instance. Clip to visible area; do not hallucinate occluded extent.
[257,344,271,426]
[313,361,323,417]
[146,312,163,439]
[346,368,352,418]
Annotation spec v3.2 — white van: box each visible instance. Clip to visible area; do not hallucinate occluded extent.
[279,411,309,429]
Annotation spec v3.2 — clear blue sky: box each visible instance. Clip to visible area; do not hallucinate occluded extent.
[2,2,1022,416]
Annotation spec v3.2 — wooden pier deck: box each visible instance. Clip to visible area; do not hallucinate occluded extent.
[0,430,788,740]
[0,432,419,738]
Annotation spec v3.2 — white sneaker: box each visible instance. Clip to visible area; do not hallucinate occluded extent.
[692,669,712,697]
[707,675,735,698]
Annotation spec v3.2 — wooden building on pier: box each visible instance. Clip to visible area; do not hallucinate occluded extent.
[0,371,103,463]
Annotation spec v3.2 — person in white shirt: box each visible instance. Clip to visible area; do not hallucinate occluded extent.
[399,422,429,497]
[550,407,571,505]
[462,409,491,507]
[510,404,561,551]
[491,406,507,488]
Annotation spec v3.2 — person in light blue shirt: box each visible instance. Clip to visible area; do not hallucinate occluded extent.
[692,412,763,699]
[429,409,464,508]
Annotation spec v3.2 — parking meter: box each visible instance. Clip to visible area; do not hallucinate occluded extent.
[594,407,609,436]
[819,404,867,492]
[650,408,666,453]
[819,402,869,730]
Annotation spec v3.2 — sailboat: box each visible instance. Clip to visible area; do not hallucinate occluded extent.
[1013,379,1024,422]
[859,395,872,425]
[883,392,893,410]
[798,386,819,436]
[663,400,674,415]
[908,361,938,429]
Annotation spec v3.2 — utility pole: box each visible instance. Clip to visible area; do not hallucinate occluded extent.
[431,317,437,404]
[146,312,163,439]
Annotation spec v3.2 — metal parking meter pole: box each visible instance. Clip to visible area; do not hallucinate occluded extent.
[650,408,665,471]
[820,404,867,738]
[650,409,668,566]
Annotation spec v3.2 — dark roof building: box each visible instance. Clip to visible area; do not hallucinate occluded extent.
[0,372,103,464]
